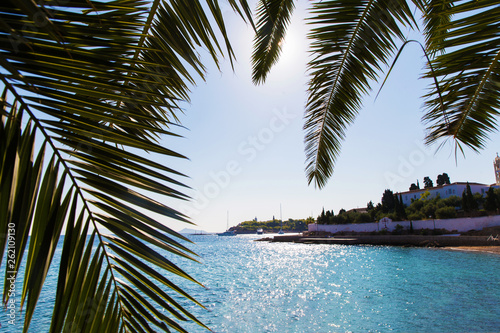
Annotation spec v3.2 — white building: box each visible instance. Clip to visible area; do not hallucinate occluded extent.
[397,154,500,206]
[398,182,492,207]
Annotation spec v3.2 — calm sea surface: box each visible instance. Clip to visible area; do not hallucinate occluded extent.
[4,234,500,332]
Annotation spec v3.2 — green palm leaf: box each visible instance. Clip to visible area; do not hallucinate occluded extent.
[251,0,296,84]
[0,0,252,331]
[304,0,417,188]
[422,0,500,154]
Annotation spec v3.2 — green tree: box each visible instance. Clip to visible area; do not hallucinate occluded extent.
[462,182,478,213]
[495,189,500,211]
[467,183,478,211]
[251,0,500,188]
[325,210,333,224]
[409,183,419,191]
[435,206,457,219]
[443,195,462,208]
[406,198,424,218]
[485,187,499,212]
[367,200,377,221]
[423,176,434,188]
[381,189,395,213]
[318,208,326,224]
[436,173,451,186]
[423,202,437,219]
[462,189,469,212]
[0,1,252,332]
[354,213,372,223]
[405,193,458,220]
[394,194,402,220]
[474,192,485,210]
[396,194,407,220]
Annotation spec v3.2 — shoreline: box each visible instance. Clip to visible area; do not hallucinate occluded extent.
[444,246,500,255]
[260,234,500,253]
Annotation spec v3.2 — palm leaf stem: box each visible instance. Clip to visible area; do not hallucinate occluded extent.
[322,0,373,122]
[306,0,375,188]
[376,39,449,129]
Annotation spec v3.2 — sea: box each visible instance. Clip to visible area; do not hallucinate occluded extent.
[2,234,500,332]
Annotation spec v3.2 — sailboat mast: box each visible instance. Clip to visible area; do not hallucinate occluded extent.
[280,204,283,231]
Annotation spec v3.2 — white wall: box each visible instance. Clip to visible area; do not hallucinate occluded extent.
[308,215,500,233]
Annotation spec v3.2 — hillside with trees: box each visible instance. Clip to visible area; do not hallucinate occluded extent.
[232,218,312,233]
[316,175,500,225]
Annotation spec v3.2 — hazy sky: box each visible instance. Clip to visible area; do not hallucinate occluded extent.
[163,1,500,232]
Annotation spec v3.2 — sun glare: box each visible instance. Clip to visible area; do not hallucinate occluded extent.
[278,31,306,68]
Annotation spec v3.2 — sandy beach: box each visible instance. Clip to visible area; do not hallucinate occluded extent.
[445,246,500,255]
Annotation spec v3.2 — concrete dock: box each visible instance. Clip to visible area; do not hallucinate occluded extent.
[264,234,500,247]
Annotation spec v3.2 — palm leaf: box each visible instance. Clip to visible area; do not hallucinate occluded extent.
[0,0,252,331]
[0,93,45,305]
[420,0,453,56]
[251,0,296,84]
[422,0,500,153]
[304,0,417,188]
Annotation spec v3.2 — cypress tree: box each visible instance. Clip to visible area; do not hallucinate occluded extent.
[399,194,407,219]
[466,183,478,211]
[394,194,401,220]
[462,189,469,212]
[319,208,326,224]
[484,187,497,212]
[325,210,332,224]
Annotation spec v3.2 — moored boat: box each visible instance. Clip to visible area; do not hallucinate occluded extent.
[217,230,236,236]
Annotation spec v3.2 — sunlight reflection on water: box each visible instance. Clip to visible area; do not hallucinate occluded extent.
[6,234,499,333]
[178,235,500,333]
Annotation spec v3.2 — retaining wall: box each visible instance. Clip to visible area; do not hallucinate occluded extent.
[308,215,500,234]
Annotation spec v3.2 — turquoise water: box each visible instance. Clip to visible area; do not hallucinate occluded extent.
[3,234,500,332]
[177,235,500,332]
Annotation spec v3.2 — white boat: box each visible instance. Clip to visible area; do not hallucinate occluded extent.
[257,228,263,235]
[217,230,236,236]
[218,211,236,236]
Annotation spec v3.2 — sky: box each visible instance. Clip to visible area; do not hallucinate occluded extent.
[161,1,500,233]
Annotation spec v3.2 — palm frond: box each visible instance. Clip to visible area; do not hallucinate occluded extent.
[251,0,296,84]
[420,0,453,55]
[0,93,45,307]
[422,0,500,153]
[304,0,417,188]
[225,0,256,30]
[0,0,251,331]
